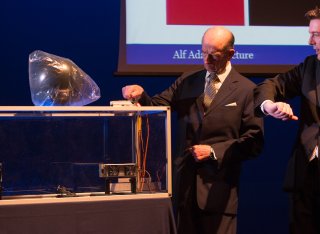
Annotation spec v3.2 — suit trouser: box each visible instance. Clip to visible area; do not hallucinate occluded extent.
[177,194,236,234]
[177,207,236,234]
[175,158,237,234]
[290,158,320,234]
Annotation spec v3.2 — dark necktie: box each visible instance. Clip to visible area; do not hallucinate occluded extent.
[203,73,219,110]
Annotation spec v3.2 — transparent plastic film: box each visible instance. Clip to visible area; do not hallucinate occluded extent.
[29,50,100,106]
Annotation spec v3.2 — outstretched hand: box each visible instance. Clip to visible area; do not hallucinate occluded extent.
[122,85,144,101]
[263,100,298,121]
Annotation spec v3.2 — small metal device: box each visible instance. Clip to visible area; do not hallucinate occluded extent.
[99,163,137,194]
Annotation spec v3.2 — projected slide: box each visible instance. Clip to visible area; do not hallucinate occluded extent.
[167,0,245,26]
[119,0,317,75]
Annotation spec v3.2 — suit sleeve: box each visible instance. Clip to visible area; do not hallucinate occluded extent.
[138,73,189,109]
[213,85,264,165]
[254,62,303,117]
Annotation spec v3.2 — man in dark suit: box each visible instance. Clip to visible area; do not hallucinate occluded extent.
[254,6,320,234]
[122,26,264,234]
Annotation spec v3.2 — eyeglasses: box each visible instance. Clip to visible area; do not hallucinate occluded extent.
[201,51,224,59]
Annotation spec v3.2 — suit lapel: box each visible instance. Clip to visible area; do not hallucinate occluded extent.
[316,61,320,189]
[195,70,207,114]
[206,68,238,113]
[315,61,320,182]
[316,61,320,108]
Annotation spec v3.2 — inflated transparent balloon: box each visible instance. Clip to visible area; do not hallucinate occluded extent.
[29,50,101,106]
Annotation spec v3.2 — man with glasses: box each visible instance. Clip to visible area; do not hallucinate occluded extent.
[254,6,320,234]
[122,26,264,234]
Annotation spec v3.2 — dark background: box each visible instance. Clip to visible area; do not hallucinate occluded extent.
[0,1,302,233]
[249,0,318,26]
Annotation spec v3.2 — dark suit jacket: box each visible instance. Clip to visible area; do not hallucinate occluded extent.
[139,68,264,215]
[254,55,320,192]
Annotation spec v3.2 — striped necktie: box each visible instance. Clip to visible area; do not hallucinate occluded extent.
[203,73,219,110]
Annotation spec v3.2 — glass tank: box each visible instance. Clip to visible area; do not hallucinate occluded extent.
[0,106,171,199]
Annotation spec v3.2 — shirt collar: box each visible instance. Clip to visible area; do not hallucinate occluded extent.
[205,61,232,84]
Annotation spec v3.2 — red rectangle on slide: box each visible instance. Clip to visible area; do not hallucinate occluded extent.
[166,0,244,25]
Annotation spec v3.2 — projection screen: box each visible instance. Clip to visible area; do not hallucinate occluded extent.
[117,0,317,76]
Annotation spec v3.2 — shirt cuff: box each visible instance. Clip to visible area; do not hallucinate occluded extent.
[209,147,217,160]
[260,100,273,115]
[310,146,318,161]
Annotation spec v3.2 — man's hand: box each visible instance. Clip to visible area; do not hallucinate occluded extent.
[263,100,298,121]
[189,145,212,162]
[122,85,144,101]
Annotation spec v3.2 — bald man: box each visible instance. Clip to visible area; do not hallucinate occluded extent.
[122,26,264,234]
